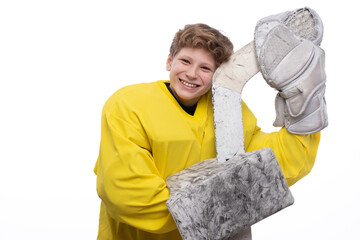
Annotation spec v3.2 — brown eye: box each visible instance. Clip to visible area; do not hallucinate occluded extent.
[201,66,213,72]
[181,59,190,64]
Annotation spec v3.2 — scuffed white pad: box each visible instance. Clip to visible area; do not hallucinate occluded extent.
[166,148,294,240]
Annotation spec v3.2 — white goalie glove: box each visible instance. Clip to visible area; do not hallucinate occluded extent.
[254,7,328,134]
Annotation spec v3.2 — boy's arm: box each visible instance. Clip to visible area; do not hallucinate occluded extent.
[94,109,177,234]
[243,101,321,186]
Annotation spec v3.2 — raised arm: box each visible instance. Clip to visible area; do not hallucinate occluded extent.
[243,101,320,186]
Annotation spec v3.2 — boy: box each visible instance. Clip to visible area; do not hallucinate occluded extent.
[94,23,320,240]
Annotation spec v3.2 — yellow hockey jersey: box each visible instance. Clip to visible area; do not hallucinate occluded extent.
[94,80,320,239]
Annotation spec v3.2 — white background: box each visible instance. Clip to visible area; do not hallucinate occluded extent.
[1,0,359,239]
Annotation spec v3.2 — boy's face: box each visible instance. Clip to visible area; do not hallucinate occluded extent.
[166,47,216,107]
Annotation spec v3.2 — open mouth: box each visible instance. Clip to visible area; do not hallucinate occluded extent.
[180,79,199,88]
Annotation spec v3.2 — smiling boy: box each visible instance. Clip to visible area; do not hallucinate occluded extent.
[94,23,320,240]
[167,46,217,108]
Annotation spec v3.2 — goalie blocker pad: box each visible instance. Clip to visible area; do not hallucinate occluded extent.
[254,7,328,134]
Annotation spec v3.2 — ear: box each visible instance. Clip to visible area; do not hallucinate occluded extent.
[166,54,172,71]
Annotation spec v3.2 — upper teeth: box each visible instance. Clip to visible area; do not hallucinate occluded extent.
[181,80,197,88]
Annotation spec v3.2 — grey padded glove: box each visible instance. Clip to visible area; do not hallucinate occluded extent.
[254,7,328,134]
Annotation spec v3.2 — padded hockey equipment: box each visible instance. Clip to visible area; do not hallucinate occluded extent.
[254,7,328,134]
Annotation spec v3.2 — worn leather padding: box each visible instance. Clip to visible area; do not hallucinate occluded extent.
[270,45,325,118]
[255,18,327,134]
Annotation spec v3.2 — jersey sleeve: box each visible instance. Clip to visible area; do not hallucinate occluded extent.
[242,101,321,187]
[94,102,177,234]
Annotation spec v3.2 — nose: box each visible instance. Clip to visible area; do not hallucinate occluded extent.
[186,66,198,80]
